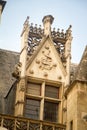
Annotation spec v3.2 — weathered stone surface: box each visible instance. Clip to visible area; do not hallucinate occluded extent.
[67,84,78,130]
[0,127,7,130]
[0,15,87,130]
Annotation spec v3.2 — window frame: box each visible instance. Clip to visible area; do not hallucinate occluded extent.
[24,98,41,119]
[44,101,59,122]
[24,80,62,122]
[45,85,59,99]
[26,82,42,96]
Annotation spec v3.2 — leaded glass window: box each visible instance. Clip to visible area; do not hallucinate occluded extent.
[45,85,59,98]
[44,101,58,122]
[27,82,41,96]
[25,99,40,119]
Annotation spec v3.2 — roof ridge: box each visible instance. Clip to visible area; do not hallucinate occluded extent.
[0,48,19,55]
[75,45,87,81]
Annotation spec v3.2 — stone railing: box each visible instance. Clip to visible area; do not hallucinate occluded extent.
[0,114,66,130]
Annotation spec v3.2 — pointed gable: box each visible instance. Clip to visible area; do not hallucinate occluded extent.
[75,46,87,82]
[26,36,66,82]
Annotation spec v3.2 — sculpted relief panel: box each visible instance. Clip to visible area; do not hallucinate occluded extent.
[36,45,57,70]
[28,41,64,82]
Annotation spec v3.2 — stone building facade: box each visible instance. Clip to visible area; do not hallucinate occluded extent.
[0,15,87,130]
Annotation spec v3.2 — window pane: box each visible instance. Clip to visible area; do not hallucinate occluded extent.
[44,101,58,122]
[27,83,41,96]
[24,99,40,119]
[45,85,59,98]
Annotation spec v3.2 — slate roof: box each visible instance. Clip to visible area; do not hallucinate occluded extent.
[0,49,19,97]
[64,46,87,96]
[70,63,78,83]
[75,46,87,82]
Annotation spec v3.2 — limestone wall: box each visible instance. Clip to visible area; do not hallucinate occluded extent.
[67,84,77,130]
[77,82,87,130]
[0,127,7,130]
[67,82,87,130]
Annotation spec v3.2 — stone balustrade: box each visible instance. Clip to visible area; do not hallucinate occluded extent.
[0,114,66,130]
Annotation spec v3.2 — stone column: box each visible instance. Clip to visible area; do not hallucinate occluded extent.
[15,78,27,116]
[65,25,73,86]
[20,16,29,77]
[40,82,45,120]
[15,17,29,116]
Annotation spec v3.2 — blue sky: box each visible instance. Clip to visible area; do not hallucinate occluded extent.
[0,0,87,63]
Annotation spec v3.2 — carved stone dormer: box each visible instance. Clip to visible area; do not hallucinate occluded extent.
[42,15,54,36]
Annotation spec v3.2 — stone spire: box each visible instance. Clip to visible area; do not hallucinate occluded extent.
[20,16,29,77]
[42,15,54,36]
[65,25,72,86]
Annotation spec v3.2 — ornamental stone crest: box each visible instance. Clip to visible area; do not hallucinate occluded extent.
[36,45,57,70]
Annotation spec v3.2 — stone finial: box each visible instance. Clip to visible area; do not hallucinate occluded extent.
[23,16,29,32]
[65,25,72,39]
[24,16,29,25]
[21,16,29,36]
[42,15,54,24]
[42,15,54,36]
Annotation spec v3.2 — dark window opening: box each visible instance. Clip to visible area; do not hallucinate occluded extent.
[27,82,41,96]
[24,99,40,119]
[45,85,59,98]
[44,101,58,122]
